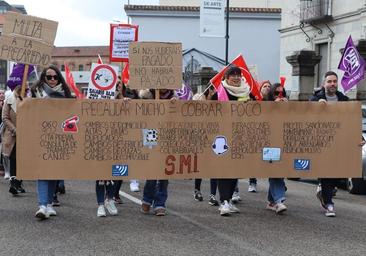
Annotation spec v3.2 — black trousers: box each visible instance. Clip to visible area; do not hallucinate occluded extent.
[194,179,218,195]
[320,178,341,206]
[9,145,16,177]
[218,178,237,203]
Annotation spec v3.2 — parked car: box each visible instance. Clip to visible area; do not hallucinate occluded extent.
[346,105,366,194]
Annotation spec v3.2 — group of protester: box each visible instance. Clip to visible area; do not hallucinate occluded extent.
[0,63,358,220]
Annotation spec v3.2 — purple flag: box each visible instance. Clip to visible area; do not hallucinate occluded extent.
[6,63,35,91]
[175,83,193,100]
[338,36,365,92]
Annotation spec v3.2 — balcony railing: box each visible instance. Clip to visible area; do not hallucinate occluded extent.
[300,0,333,24]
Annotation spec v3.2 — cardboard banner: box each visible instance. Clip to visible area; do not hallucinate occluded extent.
[0,12,58,66]
[128,42,182,90]
[87,63,118,99]
[109,24,138,62]
[17,100,362,180]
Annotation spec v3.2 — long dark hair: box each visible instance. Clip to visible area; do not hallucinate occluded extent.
[31,65,72,98]
[268,83,287,101]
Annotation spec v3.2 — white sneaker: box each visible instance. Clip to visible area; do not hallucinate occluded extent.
[275,203,287,214]
[248,183,257,193]
[4,172,10,180]
[97,205,107,217]
[325,205,336,217]
[219,200,231,216]
[130,180,140,192]
[231,192,241,203]
[46,204,57,216]
[35,205,50,219]
[229,201,240,213]
[105,199,118,216]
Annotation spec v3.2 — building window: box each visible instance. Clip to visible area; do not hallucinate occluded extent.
[61,64,65,71]
[79,64,84,71]
[316,43,328,86]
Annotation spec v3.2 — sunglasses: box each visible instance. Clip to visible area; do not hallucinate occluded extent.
[46,75,59,80]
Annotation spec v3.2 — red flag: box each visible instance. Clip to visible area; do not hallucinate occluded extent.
[122,63,129,84]
[210,55,262,101]
[97,54,103,64]
[65,63,84,99]
[279,76,286,98]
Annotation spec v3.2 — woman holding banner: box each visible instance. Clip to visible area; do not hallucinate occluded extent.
[211,65,250,216]
[265,82,288,214]
[140,88,177,216]
[31,65,73,220]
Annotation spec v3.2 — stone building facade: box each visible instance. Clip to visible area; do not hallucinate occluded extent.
[279,0,366,100]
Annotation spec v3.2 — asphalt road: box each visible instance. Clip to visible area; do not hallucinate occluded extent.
[0,178,366,256]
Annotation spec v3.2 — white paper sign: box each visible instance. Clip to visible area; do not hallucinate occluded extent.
[262,147,281,162]
[110,24,138,62]
[200,0,225,37]
[87,63,118,99]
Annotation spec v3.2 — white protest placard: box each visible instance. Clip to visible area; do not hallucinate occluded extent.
[87,63,118,99]
[109,24,138,62]
[200,0,225,37]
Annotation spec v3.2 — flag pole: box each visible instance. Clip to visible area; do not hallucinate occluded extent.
[20,64,29,98]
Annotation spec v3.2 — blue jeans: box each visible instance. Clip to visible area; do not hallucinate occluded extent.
[142,180,168,209]
[37,180,57,206]
[267,178,286,204]
[96,181,114,205]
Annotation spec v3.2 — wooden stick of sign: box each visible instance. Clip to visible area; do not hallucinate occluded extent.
[20,64,29,98]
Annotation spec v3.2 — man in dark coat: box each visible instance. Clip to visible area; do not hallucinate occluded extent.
[310,71,348,217]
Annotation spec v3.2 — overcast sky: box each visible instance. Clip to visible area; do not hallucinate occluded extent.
[12,0,159,46]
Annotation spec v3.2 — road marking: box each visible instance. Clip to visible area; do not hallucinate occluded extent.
[119,190,271,256]
[120,191,141,205]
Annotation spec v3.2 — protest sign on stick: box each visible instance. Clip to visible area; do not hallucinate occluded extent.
[0,12,58,97]
[129,42,182,90]
[109,24,138,62]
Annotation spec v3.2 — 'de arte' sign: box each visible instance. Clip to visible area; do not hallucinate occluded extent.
[17,100,362,180]
[0,12,58,66]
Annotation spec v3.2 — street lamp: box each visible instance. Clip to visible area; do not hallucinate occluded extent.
[225,0,229,65]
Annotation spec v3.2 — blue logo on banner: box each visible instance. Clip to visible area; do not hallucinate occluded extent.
[294,159,310,171]
[112,165,129,176]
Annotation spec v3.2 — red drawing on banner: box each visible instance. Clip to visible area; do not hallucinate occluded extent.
[62,116,79,133]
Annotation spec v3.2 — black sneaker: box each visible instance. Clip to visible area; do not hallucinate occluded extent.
[17,180,26,193]
[208,194,219,206]
[194,190,203,201]
[57,185,66,194]
[52,196,60,207]
[9,178,20,195]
